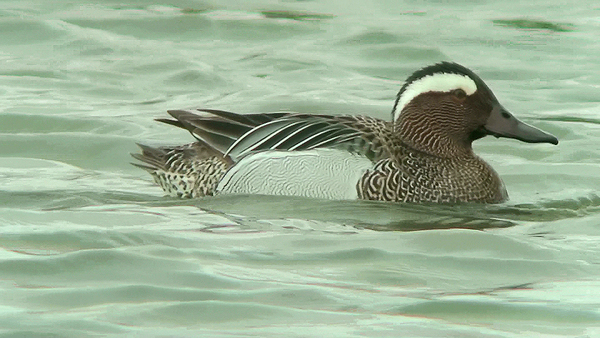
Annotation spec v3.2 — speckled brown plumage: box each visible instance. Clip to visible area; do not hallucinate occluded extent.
[132,143,231,198]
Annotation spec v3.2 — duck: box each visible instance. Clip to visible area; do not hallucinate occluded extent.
[132,62,558,203]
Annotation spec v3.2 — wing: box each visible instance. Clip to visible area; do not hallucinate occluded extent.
[157,109,392,163]
[157,109,289,155]
[224,114,366,161]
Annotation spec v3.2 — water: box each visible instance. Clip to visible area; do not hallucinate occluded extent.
[1,0,600,337]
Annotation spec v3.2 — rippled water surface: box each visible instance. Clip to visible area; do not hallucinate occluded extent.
[1,1,600,337]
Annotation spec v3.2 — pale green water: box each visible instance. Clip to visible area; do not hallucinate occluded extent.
[1,1,600,337]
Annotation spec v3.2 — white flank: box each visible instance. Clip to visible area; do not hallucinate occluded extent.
[216,149,373,200]
[394,73,478,121]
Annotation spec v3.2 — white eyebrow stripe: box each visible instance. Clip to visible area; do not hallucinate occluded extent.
[394,73,478,121]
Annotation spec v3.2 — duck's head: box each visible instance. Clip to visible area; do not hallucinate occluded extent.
[391,62,558,157]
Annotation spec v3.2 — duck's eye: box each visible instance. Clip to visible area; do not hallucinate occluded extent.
[453,88,467,99]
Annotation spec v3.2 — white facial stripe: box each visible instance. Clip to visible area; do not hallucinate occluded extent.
[394,73,478,121]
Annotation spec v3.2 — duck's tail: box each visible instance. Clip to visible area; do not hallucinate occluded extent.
[131,142,231,198]
[132,109,294,198]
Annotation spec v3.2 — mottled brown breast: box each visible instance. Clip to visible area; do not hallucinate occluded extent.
[357,142,507,204]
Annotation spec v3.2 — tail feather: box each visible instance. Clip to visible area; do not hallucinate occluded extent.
[131,143,169,171]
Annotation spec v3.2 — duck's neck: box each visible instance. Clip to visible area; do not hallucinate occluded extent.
[394,118,473,159]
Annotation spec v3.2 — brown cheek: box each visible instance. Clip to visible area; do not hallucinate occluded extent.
[467,100,490,127]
